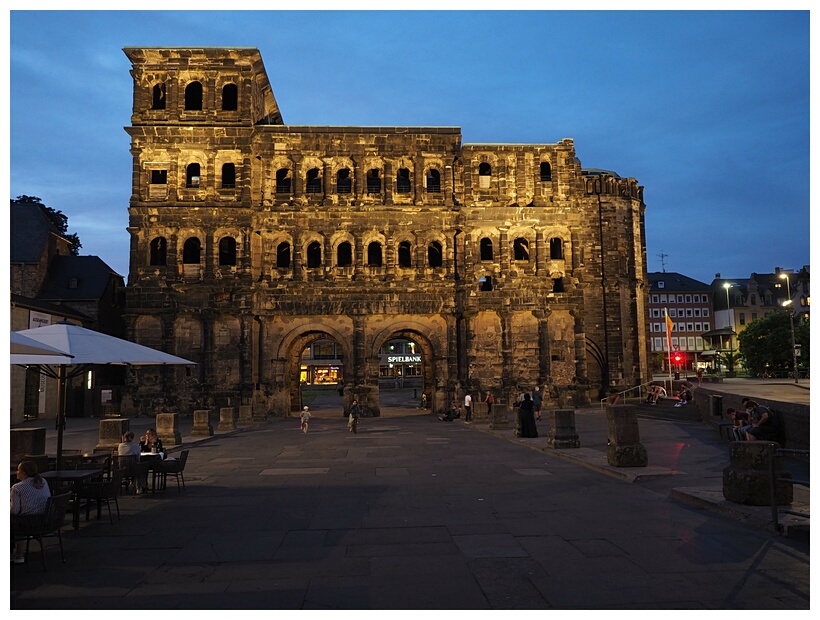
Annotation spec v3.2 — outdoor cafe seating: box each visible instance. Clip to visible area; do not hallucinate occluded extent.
[11,491,72,571]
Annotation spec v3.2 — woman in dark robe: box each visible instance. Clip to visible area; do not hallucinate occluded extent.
[518,392,538,438]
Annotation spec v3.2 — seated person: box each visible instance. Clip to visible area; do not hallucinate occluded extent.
[645,383,665,405]
[727,407,751,441]
[745,401,780,442]
[438,403,458,421]
[10,460,53,564]
[674,385,692,407]
[139,428,164,456]
[118,432,148,494]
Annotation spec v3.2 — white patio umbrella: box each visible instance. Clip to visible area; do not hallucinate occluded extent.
[11,331,74,357]
[11,322,196,468]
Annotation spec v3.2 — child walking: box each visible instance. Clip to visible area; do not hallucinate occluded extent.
[300,406,311,433]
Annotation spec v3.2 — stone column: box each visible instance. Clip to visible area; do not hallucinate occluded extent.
[605,404,647,467]
[156,412,181,447]
[547,409,580,449]
[218,407,237,431]
[535,309,551,386]
[95,419,129,453]
[191,409,214,437]
[723,441,793,506]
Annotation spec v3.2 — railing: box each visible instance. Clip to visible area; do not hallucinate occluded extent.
[768,444,810,532]
[599,380,671,409]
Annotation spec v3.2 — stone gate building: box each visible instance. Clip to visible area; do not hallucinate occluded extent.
[122,47,650,417]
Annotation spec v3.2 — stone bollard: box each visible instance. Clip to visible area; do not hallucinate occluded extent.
[95,418,129,453]
[191,409,214,437]
[252,403,268,421]
[156,413,181,447]
[605,404,648,467]
[547,409,580,449]
[218,407,237,432]
[10,428,47,464]
[722,441,793,506]
[238,405,254,425]
[489,403,511,430]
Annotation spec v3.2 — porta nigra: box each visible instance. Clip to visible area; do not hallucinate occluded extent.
[122,47,650,417]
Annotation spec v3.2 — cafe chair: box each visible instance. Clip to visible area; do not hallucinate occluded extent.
[76,469,124,524]
[11,491,72,571]
[157,449,189,493]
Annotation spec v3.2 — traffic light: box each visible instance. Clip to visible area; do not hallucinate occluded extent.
[673,352,682,364]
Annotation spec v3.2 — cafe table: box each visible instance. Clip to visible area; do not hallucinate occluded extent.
[139,452,166,493]
[41,468,105,529]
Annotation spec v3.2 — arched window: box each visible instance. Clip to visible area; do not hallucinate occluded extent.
[513,238,529,261]
[480,237,493,261]
[218,237,237,266]
[184,81,203,111]
[276,168,291,194]
[186,163,201,188]
[182,238,201,264]
[428,241,443,268]
[426,170,441,193]
[478,162,492,189]
[337,168,352,194]
[540,162,552,182]
[151,83,166,110]
[276,242,291,269]
[306,168,322,194]
[306,241,322,268]
[221,163,236,189]
[149,237,167,266]
[398,241,412,268]
[549,237,564,260]
[479,276,493,291]
[337,242,352,267]
[367,242,383,267]
[366,169,381,194]
[221,83,238,111]
[396,168,411,193]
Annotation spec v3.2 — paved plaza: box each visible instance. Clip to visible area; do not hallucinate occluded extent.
[9,382,811,609]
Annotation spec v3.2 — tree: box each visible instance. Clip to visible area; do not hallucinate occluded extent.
[738,311,810,376]
[13,195,82,255]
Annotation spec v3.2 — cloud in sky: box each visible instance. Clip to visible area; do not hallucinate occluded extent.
[8,9,810,284]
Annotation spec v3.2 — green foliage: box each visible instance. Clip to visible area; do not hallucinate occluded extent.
[738,311,810,375]
[716,350,743,372]
[13,195,82,255]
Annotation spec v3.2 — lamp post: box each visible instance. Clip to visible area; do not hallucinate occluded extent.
[780,273,799,384]
[723,283,734,374]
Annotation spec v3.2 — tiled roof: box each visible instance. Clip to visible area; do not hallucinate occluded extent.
[36,255,123,302]
[9,201,63,264]
[647,272,711,293]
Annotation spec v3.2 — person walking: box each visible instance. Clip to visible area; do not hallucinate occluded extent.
[300,406,311,433]
[532,386,543,421]
[484,390,494,417]
[348,399,362,433]
[464,392,473,422]
[518,393,538,438]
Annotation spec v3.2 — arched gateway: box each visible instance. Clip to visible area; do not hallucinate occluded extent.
[122,48,651,417]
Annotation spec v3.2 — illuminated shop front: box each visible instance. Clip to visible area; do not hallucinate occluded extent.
[300,339,343,385]
[379,339,423,387]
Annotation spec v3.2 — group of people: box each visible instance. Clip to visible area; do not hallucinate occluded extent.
[117,427,165,494]
[728,398,781,443]
[298,400,364,434]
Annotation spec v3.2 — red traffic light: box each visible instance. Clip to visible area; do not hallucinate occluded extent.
[673,353,682,363]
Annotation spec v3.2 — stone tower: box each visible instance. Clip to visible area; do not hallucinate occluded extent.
[122,47,650,417]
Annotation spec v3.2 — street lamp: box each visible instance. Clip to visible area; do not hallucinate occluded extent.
[780,273,799,384]
[723,283,734,374]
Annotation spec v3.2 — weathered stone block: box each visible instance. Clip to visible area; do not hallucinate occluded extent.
[11,428,46,464]
[605,404,648,467]
[191,409,214,437]
[238,405,253,425]
[218,407,237,431]
[722,441,793,505]
[547,409,580,449]
[95,418,129,453]
[156,412,181,447]
[489,403,511,430]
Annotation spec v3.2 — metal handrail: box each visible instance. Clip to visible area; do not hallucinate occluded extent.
[768,444,810,532]
[599,380,669,409]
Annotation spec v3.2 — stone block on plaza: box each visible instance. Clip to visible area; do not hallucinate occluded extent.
[722,441,793,506]
[11,427,46,464]
[547,409,581,449]
[605,404,648,467]
[238,405,254,425]
[488,403,511,430]
[218,406,237,431]
[191,409,214,436]
[95,418,129,453]
[156,412,181,447]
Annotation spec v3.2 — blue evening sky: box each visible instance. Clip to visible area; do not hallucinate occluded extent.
[7,9,812,285]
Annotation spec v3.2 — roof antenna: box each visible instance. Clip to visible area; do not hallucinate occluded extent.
[657,252,668,273]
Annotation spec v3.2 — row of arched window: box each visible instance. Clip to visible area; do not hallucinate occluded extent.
[150,81,238,112]
[148,235,566,268]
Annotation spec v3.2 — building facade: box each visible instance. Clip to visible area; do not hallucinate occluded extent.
[122,47,650,416]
